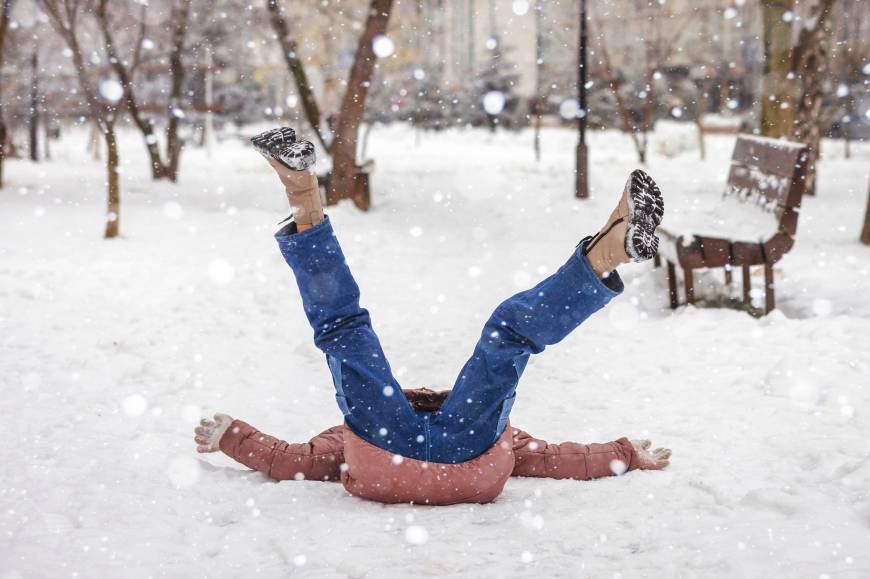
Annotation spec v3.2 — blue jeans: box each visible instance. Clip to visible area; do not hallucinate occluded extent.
[275,217,623,463]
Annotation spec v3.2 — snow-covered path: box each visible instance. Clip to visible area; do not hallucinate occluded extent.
[1,125,869,578]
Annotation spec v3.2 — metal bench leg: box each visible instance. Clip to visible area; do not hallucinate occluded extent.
[653,254,661,268]
[763,262,775,314]
[684,267,695,305]
[742,265,751,306]
[724,266,733,286]
[666,261,678,309]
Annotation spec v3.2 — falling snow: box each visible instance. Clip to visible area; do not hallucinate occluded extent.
[0,0,868,577]
[1,124,867,578]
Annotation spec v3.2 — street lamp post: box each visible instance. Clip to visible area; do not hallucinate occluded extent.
[575,0,589,199]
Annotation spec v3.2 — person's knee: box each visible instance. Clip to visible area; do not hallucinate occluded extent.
[481,306,542,355]
[313,310,372,350]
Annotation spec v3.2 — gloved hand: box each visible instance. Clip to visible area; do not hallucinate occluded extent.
[193,413,234,453]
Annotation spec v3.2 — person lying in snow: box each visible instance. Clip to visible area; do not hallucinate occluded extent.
[193,127,671,505]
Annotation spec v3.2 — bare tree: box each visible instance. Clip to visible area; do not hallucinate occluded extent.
[760,0,838,195]
[693,76,710,161]
[532,0,543,162]
[790,0,838,195]
[0,0,15,188]
[830,2,870,160]
[164,0,191,181]
[39,0,122,238]
[265,0,329,150]
[96,0,191,181]
[329,0,394,207]
[266,0,394,210]
[592,7,690,164]
[861,177,870,245]
[28,50,38,161]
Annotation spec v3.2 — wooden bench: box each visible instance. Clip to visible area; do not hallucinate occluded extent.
[320,159,375,212]
[654,135,810,314]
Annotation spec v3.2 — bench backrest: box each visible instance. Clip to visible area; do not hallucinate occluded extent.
[724,135,810,236]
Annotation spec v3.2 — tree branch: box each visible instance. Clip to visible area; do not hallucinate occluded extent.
[590,10,644,158]
[130,3,147,74]
[265,0,329,151]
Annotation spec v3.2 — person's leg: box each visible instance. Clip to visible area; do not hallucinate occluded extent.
[256,127,424,459]
[431,245,624,463]
[251,126,323,230]
[431,170,663,464]
[275,219,425,458]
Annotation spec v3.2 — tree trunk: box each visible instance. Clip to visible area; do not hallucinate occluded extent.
[329,0,394,206]
[0,119,5,188]
[29,51,39,162]
[639,73,656,164]
[89,120,102,161]
[695,121,706,161]
[861,177,870,245]
[265,0,329,151]
[97,0,167,180]
[164,0,192,182]
[592,14,646,164]
[42,3,124,237]
[790,0,837,196]
[104,126,121,239]
[695,80,710,161]
[43,119,51,160]
[533,1,543,162]
[844,114,851,159]
[203,46,215,158]
[360,122,374,161]
[760,0,796,138]
[0,0,13,188]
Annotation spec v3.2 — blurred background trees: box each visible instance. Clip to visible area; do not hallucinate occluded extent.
[0,0,14,188]
[37,0,124,238]
[95,0,193,182]
[0,0,867,235]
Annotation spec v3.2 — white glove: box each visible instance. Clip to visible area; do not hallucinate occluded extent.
[193,413,234,453]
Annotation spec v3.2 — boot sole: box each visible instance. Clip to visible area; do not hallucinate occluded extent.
[251,127,316,171]
[625,169,664,262]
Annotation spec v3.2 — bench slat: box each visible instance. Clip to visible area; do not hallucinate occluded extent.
[725,165,792,214]
[731,136,807,178]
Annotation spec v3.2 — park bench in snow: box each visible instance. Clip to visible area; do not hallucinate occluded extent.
[654,135,810,314]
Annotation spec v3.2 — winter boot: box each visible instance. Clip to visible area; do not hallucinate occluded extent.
[252,127,323,227]
[583,169,664,276]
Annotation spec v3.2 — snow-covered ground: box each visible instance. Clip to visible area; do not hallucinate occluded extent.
[1,123,868,579]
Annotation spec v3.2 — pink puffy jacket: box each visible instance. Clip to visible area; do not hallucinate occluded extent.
[219,389,639,505]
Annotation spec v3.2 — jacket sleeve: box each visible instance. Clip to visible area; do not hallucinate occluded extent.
[218,420,345,482]
[510,427,639,480]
